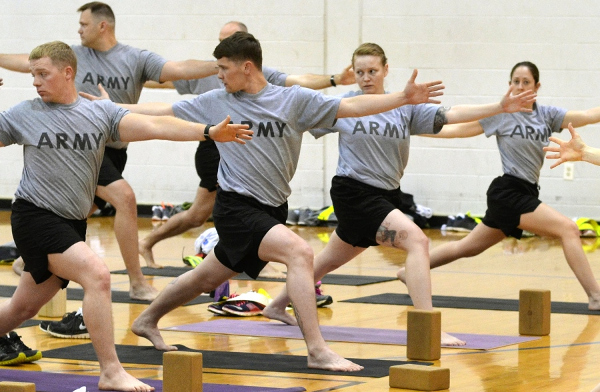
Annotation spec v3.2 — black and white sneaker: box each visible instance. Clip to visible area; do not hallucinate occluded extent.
[151,206,163,221]
[445,214,478,232]
[0,333,25,365]
[40,308,90,339]
[6,331,41,363]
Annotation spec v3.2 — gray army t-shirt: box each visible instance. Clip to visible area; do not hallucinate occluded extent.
[173,66,288,95]
[312,90,440,190]
[172,84,341,206]
[479,103,567,184]
[0,97,129,220]
[72,43,166,149]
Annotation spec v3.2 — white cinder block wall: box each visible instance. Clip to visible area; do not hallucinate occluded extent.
[1,0,600,218]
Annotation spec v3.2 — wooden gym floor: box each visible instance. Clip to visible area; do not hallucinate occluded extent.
[1,210,600,391]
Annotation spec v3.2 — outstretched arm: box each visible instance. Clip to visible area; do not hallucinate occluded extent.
[118,114,252,143]
[80,84,175,116]
[444,86,536,124]
[563,107,600,128]
[422,86,535,139]
[144,80,175,89]
[159,60,218,83]
[544,123,600,167]
[0,54,30,73]
[336,69,444,118]
[427,120,485,138]
[285,64,355,90]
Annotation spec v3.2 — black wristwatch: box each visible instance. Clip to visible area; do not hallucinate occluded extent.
[203,124,213,140]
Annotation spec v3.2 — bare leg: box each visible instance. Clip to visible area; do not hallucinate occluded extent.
[373,211,464,346]
[96,180,158,301]
[398,222,505,283]
[49,242,154,391]
[263,229,364,325]
[397,221,505,345]
[132,254,237,351]
[519,204,600,310]
[139,187,216,266]
[259,225,362,372]
[0,272,62,333]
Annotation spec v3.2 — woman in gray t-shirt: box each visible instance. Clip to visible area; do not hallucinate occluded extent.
[405,61,600,310]
[263,45,537,346]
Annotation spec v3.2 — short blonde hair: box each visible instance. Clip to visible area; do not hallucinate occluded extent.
[29,41,77,74]
[352,43,387,68]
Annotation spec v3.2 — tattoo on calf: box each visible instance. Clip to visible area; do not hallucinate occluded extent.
[295,308,304,331]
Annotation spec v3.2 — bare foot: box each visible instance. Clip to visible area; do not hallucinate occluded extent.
[130,283,159,302]
[442,331,466,346]
[262,304,298,326]
[99,368,155,391]
[308,346,363,372]
[258,263,286,279]
[138,239,163,269]
[12,257,24,276]
[588,295,600,311]
[131,313,177,351]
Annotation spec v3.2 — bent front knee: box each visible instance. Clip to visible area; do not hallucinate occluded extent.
[562,220,583,240]
[80,264,112,293]
[292,243,315,269]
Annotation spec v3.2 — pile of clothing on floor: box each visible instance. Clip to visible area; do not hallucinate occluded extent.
[441,212,481,232]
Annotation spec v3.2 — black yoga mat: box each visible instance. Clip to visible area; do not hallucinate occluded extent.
[235,273,397,286]
[341,293,600,315]
[0,285,213,306]
[112,267,397,286]
[17,319,42,329]
[112,266,193,277]
[42,343,430,378]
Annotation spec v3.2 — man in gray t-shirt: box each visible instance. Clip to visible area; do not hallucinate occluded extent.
[127,31,444,372]
[139,21,356,271]
[0,2,219,301]
[0,41,249,392]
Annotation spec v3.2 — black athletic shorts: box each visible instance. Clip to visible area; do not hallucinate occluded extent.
[11,199,86,287]
[212,189,287,279]
[94,146,128,209]
[331,175,400,248]
[195,140,220,192]
[481,174,541,239]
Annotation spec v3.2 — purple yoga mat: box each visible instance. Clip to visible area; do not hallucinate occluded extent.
[164,319,539,350]
[0,368,306,392]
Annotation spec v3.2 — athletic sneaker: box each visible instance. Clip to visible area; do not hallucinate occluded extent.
[6,331,41,363]
[208,295,233,316]
[445,214,478,232]
[151,206,163,221]
[182,254,204,268]
[315,281,333,307]
[0,333,25,365]
[161,202,174,221]
[221,301,264,316]
[41,308,90,339]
